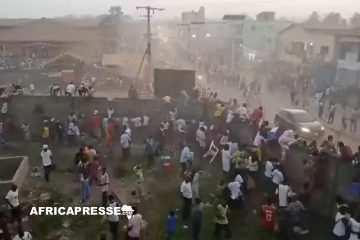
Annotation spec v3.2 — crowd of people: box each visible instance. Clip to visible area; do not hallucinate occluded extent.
[156,89,360,240]
[0,57,45,71]
[1,79,360,240]
[49,80,96,97]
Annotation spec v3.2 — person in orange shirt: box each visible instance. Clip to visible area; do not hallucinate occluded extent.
[42,120,50,144]
[91,110,101,139]
[105,119,116,159]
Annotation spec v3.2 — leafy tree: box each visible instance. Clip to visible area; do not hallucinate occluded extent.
[109,6,123,16]
[306,11,321,24]
[323,12,343,26]
[350,13,360,27]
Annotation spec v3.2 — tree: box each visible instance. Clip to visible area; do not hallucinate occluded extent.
[109,6,123,16]
[306,11,321,24]
[323,12,342,27]
[350,13,360,27]
[340,19,348,27]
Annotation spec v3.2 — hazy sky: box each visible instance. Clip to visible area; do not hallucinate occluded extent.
[1,0,359,20]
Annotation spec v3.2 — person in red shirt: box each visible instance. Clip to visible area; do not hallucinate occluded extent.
[261,196,277,240]
[250,106,263,128]
[105,119,116,159]
[91,110,101,139]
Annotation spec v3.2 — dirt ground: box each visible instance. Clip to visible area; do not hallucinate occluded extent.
[2,135,333,240]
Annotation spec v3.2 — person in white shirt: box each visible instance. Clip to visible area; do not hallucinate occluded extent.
[107,195,120,240]
[169,108,177,123]
[222,145,232,180]
[234,174,244,186]
[180,178,192,225]
[248,154,259,172]
[65,82,76,96]
[67,121,79,146]
[29,83,35,95]
[180,144,193,174]
[5,184,20,221]
[349,215,360,240]
[236,103,249,120]
[98,167,110,207]
[191,169,200,200]
[228,181,242,207]
[198,119,207,131]
[181,90,190,106]
[1,102,8,115]
[131,117,142,128]
[120,127,131,160]
[226,111,234,124]
[333,206,349,239]
[40,145,53,182]
[314,92,323,108]
[264,160,274,179]
[13,225,32,240]
[271,166,284,195]
[253,132,266,161]
[107,106,115,119]
[127,207,143,239]
[278,130,296,162]
[253,132,266,148]
[220,131,230,146]
[102,117,109,134]
[176,119,186,133]
[196,126,207,151]
[275,182,294,208]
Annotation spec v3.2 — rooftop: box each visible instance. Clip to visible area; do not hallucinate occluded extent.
[223,14,247,21]
[0,18,100,42]
[279,23,360,37]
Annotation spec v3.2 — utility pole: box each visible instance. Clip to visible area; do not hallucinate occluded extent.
[136,6,164,93]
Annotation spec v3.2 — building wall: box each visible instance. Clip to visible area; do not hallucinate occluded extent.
[6,96,203,134]
[278,26,336,65]
[0,42,23,55]
[181,7,205,24]
[336,37,360,70]
[68,41,102,60]
[335,36,360,86]
[242,20,291,58]
[0,41,101,59]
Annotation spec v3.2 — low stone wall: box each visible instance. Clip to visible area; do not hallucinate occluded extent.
[5,96,203,134]
[0,156,28,204]
[285,147,354,218]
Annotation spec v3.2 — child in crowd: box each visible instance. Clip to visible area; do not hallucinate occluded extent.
[166,210,177,240]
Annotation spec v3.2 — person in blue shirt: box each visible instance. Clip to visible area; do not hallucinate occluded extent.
[347,178,360,201]
[167,210,177,240]
[180,144,193,174]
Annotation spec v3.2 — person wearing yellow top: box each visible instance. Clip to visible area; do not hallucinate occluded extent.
[233,150,249,189]
[214,103,226,118]
[216,179,226,200]
[42,120,50,143]
[214,201,231,239]
[234,149,248,172]
[133,165,144,196]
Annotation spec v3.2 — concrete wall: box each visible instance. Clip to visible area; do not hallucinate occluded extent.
[242,20,291,57]
[285,147,355,218]
[278,26,336,65]
[5,96,203,134]
[0,156,28,204]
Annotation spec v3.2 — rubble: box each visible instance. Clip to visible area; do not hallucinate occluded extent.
[39,192,51,201]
